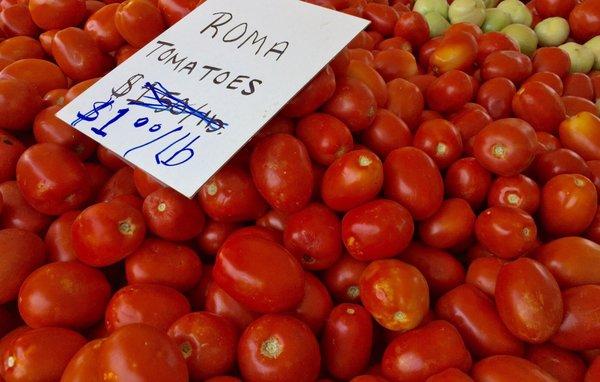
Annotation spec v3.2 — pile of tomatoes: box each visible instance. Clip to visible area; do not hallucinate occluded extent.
[0,0,600,380]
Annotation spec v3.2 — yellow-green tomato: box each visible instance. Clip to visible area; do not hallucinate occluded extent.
[584,36,600,70]
[559,42,595,73]
[414,0,449,19]
[482,8,511,32]
[448,0,486,26]
[424,12,451,37]
[497,0,532,26]
[535,17,569,47]
[502,24,538,56]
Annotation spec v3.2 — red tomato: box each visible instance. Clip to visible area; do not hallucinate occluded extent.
[296,113,354,166]
[384,147,444,220]
[495,258,563,343]
[426,70,473,114]
[28,0,85,29]
[418,36,441,68]
[563,73,594,100]
[0,78,43,131]
[476,31,519,66]
[393,11,429,48]
[400,243,466,297]
[540,173,597,236]
[282,66,336,117]
[535,0,576,17]
[72,200,146,267]
[374,49,418,82]
[361,108,411,158]
[60,339,104,382]
[342,199,414,261]
[16,143,91,215]
[362,2,399,35]
[0,36,44,61]
[323,78,377,131]
[429,31,478,74]
[568,0,600,42]
[0,5,39,37]
[132,167,163,197]
[214,234,305,313]
[425,368,473,382]
[97,166,137,202]
[559,111,600,161]
[125,238,202,291]
[487,174,541,214]
[481,51,532,85]
[0,181,51,233]
[359,259,429,331]
[535,131,562,153]
[195,220,238,256]
[83,3,124,52]
[323,254,367,303]
[413,119,463,169]
[0,132,24,182]
[475,206,538,259]
[472,118,538,176]
[167,312,238,380]
[512,81,566,134]
[449,103,492,154]
[419,198,475,249]
[238,315,321,382]
[115,0,165,48]
[445,157,492,210]
[0,327,86,382]
[535,236,600,287]
[204,280,258,330]
[294,272,333,333]
[250,133,313,214]
[466,257,505,297]
[106,283,191,332]
[386,78,424,129]
[527,344,586,382]
[382,320,472,381]
[562,95,598,117]
[552,285,600,350]
[532,47,571,78]
[52,27,112,81]
[477,77,517,120]
[525,71,564,96]
[0,59,67,97]
[283,203,342,270]
[158,0,196,26]
[44,210,78,262]
[322,304,373,380]
[531,148,592,184]
[472,355,557,382]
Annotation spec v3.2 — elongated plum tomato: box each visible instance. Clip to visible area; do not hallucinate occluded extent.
[323,77,377,132]
[295,113,354,166]
[558,111,600,161]
[472,355,557,381]
[84,3,125,52]
[282,65,336,117]
[512,81,566,134]
[0,78,43,132]
[487,174,541,214]
[213,234,305,313]
[551,284,600,351]
[250,133,313,214]
[114,0,166,48]
[16,143,92,215]
[359,259,429,331]
[71,200,146,267]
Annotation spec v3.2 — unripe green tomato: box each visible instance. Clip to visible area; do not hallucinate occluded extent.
[424,12,451,37]
[584,36,600,70]
[560,42,595,73]
[534,17,569,47]
[497,0,532,26]
[448,0,486,26]
[502,24,538,56]
[414,0,449,19]
[484,0,500,7]
[482,8,511,32]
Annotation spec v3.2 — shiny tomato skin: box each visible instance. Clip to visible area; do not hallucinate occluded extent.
[430,31,478,74]
[52,27,111,81]
[238,315,320,382]
[296,113,353,166]
[495,258,563,343]
[345,60,387,108]
[294,272,333,333]
[143,187,205,241]
[426,70,473,114]
[0,4,39,38]
[535,0,576,17]
[419,198,475,249]
[283,203,342,270]
[512,81,566,134]
[322,303,373,380]
[400,243,466,297]
[466,257,505,298]
[425,368,473,382]
[60,338,104,382]
[97,166,137,202]
[562,96,598,117]
[0,228,45,304]
[1,59,67,97]
[384,147,444,220]
[342,199,413,261]
[84,3,124,52]
[214,234,305,313]
[525,71,564,96]
[476,32,519,66]
[551,285,600,350]
[28,0,85,30]
[568,0,600,42]
[531,148,592,184]
[527,344,586,382]
[450,103,492,154]
[487,174,541,214]
[114,0,165,48]
[323,77,377,132]
[323,254,367,303]
[359,259,429,331]
[105,283,191,332]
[382,320,472,382]
[585,206,600,243]
[413,119,463,169]
[362,2,398,35]
[282,66,336,117]
[16,143,91,215]
[532,47,571,78]
[535,237,600,288]
[168,312,238,380]
[132,167,163,197]
[199,164,267,223]
[540,174,597,236]
[0,327,86,382]
[477,77,517,120]
[393,11,429,48]
[536,132,562,153]
[204,280,258,331]
[481,51,533,85]
[444,157,492,210]
[44,210,78,262]
[321,149,383,212]
[436,284,524,358]
[361,108,412,158]
[472,355,558,382]
[18,261,110,329]
[472,118,537,177]
[559,111,600,161]
[386,78,424,129]
[250,133,313,214]
[475,206,537,259]
[374,49,418,82]
[0,36,44,61]
[0,131,24,182]
[0,181,51,233]
[72,200,146,267]
[125,238,202,291]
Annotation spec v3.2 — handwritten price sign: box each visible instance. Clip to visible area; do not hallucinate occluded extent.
[57,0,368,197]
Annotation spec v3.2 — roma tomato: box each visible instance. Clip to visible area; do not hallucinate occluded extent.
[525,71,564,96]
[531,148,592,184]
[72,200,146,267]
[386,78,424,129]
[0,5,39,38]
[568,0,600,42]
[359,259,429,331]
[59,338,103,382]
[250,133,313,214]
[527,344,586,382]
[105,284,191,332]
[296,113,353,166]
[0,78,43,132]
[466,257,505,297]
[477,77,517,120]
[419,198,475,249]
[0,181,51,233]
[512,81,566,134]
[84,3,125,52]
[535,237,600,287]
[0,132,24,182]
[322,304,373,380]
[282,66,336,117]
[481,51,532,85]
[347,59,388,106]
[413,119,463,169]
[238,315,320,382]
[562,96,598,117]
[426,70,473,114]
[323,78,377,131]
[374,49,418,82]
[52,27,112,81]
[540,173,597,236]
[487,174,541,214]
[360,109,412,158]
[429,31,478,74]
[476,32,519,66]
[16,143,91,215]
[532,47,571,78]
[450,103,492,154]
[44,210,78,262]
[214,234,305,313]
[362,2,399,35]
[168,312,238,381]
[114,0,165,48]
[28,0,85,30]
[384,147,444,220]
[472,355,557,382]
[125,238,202,291]
[535,0,576,17]
[472,118,537,177]
[475,206,537,259]
[559,111,600,161]
[382,320,472,381]
[551,285,600,350]
[342,199,414,261]
[0,36,44,62]
[393,11,429,48]
[323,254,367,303]
[445,157,492,210]
[1,59,67,97]
[495,258,563,343]
[204,281,258,331]
[294,272,333,333]
[425,368,473,382]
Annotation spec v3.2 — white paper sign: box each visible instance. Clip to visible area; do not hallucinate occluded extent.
[56,0,368,197]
